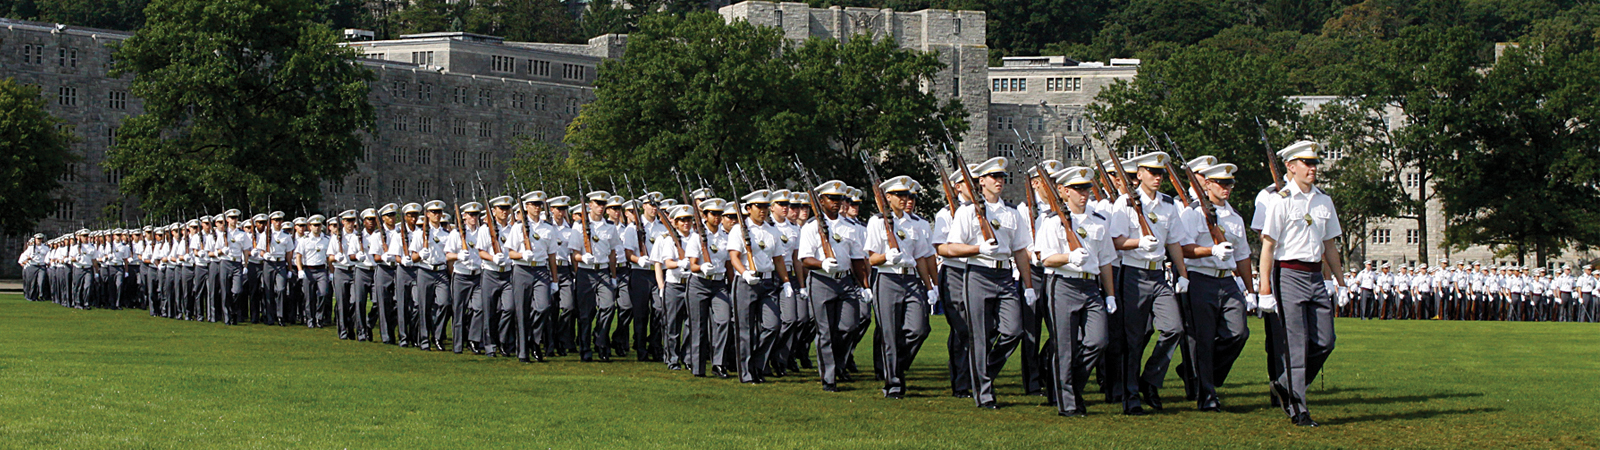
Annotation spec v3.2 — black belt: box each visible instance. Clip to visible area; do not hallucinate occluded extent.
[303,265,327,269]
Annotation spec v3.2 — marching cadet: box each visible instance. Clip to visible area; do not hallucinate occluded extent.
[1554,265,1574,322]
[547,196,578,356]
[569,191,621,362]
[296,215,332,328]
[502,191,560,362]
[414,201,453,351]
[391,204,423,346]
[19,234,45,301]
[1583,265,1597,322]
[932,170,975,399]
[797,181,869,391]
[1377,263,1394,319]
[263,212,290,325]
[476,196,516,356]
[246,215,267,324]
[622,193,666,362]
[221,210,250,325]
[1176,160,1253,412]
[1016,161,1063,398]
[943,157,1035,409]
[331,211,359,339]
[784,193,818,374]
[1355,262,1375,319]
[1107,151,1190,415]
[611,197,639,358]
[1033,166,1116,417]
[728,189,788,384]
[652,204,692,370]
[1413,264,1433,320]
[687,198,734,377]
[372,204,401,343]
[840,188,872,376]
[766,190,802,376]
[862,176,935,398]
[1255,140,1350,427]
[446,202,485,353]
[352,209,379,341]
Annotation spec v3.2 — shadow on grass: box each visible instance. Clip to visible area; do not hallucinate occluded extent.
[1322,407,1504,425]
[1317,391,1485,407]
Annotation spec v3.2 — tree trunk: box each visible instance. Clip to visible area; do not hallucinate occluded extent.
[1415,172,1429,264]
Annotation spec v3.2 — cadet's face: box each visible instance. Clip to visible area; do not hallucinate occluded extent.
[1204,177,1234,200]
[465,212,481,227]
[1289,159,1319,184]
[1137,167,1164,191]
[887,192,909,212]
[1063,183,1090,207]
[426,210,441,222]
[749,204,769,222]
[674,217,692,233]
[771,203,788,217]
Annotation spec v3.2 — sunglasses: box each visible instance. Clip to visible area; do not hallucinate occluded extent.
[822,194,847,202]
[1066,183,1094,191]
[1144,168,1167,176]
[1212,178,1236,187]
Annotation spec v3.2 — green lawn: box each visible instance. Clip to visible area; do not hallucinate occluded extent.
[0,293,1595,449]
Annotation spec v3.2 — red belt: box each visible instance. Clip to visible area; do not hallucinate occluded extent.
[1277,260,1321,273]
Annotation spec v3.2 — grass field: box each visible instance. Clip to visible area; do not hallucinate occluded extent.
[1,293,1596,449]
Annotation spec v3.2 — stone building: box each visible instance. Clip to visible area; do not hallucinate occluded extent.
[986,55,1141,187]
[0,18,622,277]
[719,1,991,161]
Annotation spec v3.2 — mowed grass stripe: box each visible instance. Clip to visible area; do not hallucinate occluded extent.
[1,294,1595,449]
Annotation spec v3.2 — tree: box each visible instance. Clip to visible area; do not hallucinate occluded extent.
[1088,45,1303,223]
[0,79,78,235]
[1,0,149,30]
[108,0,374,218]
[558,12,819,195]
[1301,97,1406,261]
[392,0,471,35]
[468,0,582,43]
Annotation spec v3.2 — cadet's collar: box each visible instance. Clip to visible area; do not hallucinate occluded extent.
[1286,180,1315,197]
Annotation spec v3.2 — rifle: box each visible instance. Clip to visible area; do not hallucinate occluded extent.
[576,175,594,257]
[1164,134,1228,247]
[395,196,410,264]
[474,171,501,257]
[1014,129,1042,240]
[790,156,836,260]
[624,173,649,265]
[1035,162,1082,251]
[1088,118,1153,237]
[450,178,463,252]
[940,134,995,241]
[922,139,961,216]
[1255,116,1285,192]
[1140,126,1193,207]
[672,167,713,269]
[724,163,756,271]
[857,151,900,251]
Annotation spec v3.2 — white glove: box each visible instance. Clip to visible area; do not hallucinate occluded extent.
[1233,276,1248,293]
[242,266,249,276]
[297,270,306,279]
[418,248,432,261]
[860,288,875,305]
[741,270,760,284]
[927,289,939,308]
[1067,248,1090,267]
[1175,276,1190,294]
[1324,279,1340,296]
[782,282,794,299]
[638,254,654,266]
[1024,288,1038,306]
[1258,293,1279,313]
[884,248,906,266]
[820,257,840,273]
[1105,295,1118,314]
[549,282,559,292]
[1246,293,1259,311]
[1211,242,1234,262]
[582,253,598,265]
[978,239,1008,258]
[658,287,667,300]
[700,262,723,275]
[799,287,810,300]
[1337,288,1351,307]
[494,253,511,266]
[1137,235,1161,253]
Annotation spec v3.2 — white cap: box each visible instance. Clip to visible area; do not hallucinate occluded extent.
[1027,160,1064,178]
[740,189,772,205]
[698,198,726,212]
[971,157,1008,177]
[1053,166,1095,186]
[1126,152,1170,169]
[691,188,715,201]
[606,195,625,208]
[1185,155,1217,172]
[670,205,695,219]
[521,191,548,203]
[879,176,915,194]
[770,189,792,203]
[424,200,446,211]
[1102,159,1136,174]
[1277,140,1322,162]
[586,191,611,203]
[815,180,849,196]
[1198,163,1238,180]
[547,196,571,208]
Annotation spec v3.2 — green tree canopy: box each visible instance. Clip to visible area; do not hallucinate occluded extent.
[0,79,78,235]
[108,0,374,218]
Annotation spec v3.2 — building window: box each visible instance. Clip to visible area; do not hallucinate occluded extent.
[391,179,406,198]
[478,89,492,107]
[106,126,117,147]
[417,83,433,101]
[57,86,77,106]
[996,143,1016,158]
[107,91,128,110]
[392,81,407,99]
[565,97,579,115]
[416,180,432,198]
[562,63,587,80]
[1371,228,1391,244]
[1046,77,1082,92]
[21,44,44,64]
[512,123,526,137]
[366,52,385,60]
[991,78,1026,92]
[1026,117,1044,132]
[59,48,78,67]
[1063,144,1084,160]
[411,51,434,66]
[477,121,492,138]
[1406,229,1420,245]
[511,92,526,109]
[417,116,433,133]
[1325,145,1345,161]
[415,148,432,165]
[952,77,960,97]
[453,86,467,104]
[491,55,514,72]
[953,17,961,35]
[328,179,344,194]
[359,146,369,162]
[530,59,551,77]
[1405,172,1421,188]
[53,201,75,220]
[391,114,408,131]
[476,152,492,169]
[353,177,370,196]
[451,150,467,167]
[533,94,548,111]
[391,147,406,164]
[775,10,784,28]
[994,116,1013,130]
[106,167,125,184]
[534,126,550,141]
[452,118,467,136]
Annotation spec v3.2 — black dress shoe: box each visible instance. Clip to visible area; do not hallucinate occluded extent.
[712,366,731,379]
[884,391,904,399]
[668,363,684,371]
[1141,389,1164,411]
[1124,406,1148,416]
[822,384,840,392]
[1292,413,1318,427]
[980,401,999,409]
[1058,410,1087,418]
[838,372,855,383]
[954,390,973,399]
[1026,389,1047,397]
[519,357,531,363]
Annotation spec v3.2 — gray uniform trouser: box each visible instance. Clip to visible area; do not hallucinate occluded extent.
[1271,265,1337,419]
[190,264,207,317]
[939,264,973,394]
[220,261,243,324]
[554,265,576,352]
[734,275,781,382]
[372,265,397,343]
[301,266,330,326]
[808,272,857,385]
[23,265,41,301]
[352,268,373,340]
[1185,271,1250,409]
[395,265,416,345]
[1020,264,1048,394]
[964,264,1023,406]
[334,267,355,338]
[478,269,511,352]
[873,271,929,395]
[776,265,813,369]
[625,268,656,360]
[577,267,615,358]
[1046,275,1107,414]
[424,268,452,345]
[1117,265,1184,410]
[509,264,554,360]
[662,280,689,367]
[450,271,478,351]
[687,275,729,376]
[415,267,448,344]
